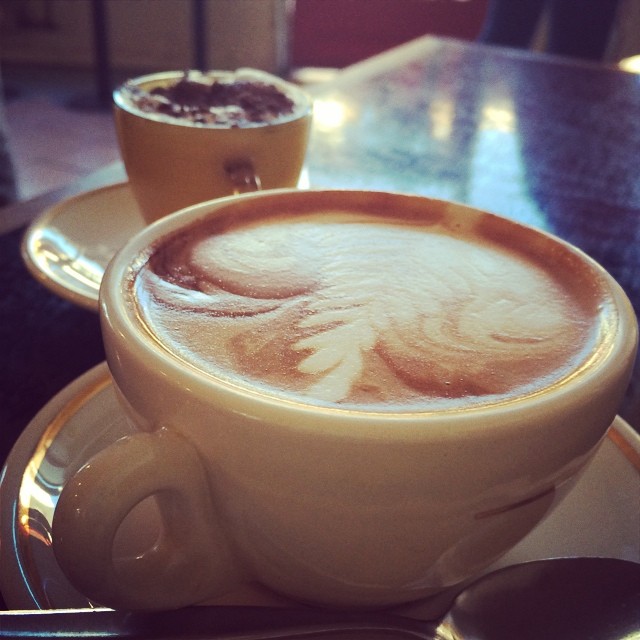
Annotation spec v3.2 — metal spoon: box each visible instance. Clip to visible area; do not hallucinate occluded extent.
[1,557,638,639]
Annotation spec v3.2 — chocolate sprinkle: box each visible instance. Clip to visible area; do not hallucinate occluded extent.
[124,71,296,127]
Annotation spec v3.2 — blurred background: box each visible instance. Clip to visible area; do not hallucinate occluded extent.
[1,0,639,201]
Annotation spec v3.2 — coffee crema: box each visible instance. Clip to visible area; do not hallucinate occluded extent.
[118,70,297,128]
[130,198,607,411]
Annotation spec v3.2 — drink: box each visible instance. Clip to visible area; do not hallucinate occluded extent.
[117,70,301,127]
[112,69,312,223]
[131,192,606,411]
[55,190,634,611]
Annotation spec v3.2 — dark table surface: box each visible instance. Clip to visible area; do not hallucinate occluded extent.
[2,35,640,483]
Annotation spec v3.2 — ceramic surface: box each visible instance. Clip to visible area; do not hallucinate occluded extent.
[2,367,638,613]
[52,189,637,611]
[114,70,312,223]
[20,182,144,312]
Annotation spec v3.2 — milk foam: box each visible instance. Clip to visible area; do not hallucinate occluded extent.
[133,208,599,410]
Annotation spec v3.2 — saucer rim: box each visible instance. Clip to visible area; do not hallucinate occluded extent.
[0,363,115,609]
[20,181,140,313]
[1,361,639,611]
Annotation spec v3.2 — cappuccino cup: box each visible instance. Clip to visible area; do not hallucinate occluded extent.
[113,69,312,223]
[52,190,637,611]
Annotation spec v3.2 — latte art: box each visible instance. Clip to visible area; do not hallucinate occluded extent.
[133,205,599,410]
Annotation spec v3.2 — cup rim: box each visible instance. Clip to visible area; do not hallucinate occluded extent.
[100,188,638,427]
[112,68,313,128]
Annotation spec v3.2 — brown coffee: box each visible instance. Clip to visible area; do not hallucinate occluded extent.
[118,70,297,128]
[130,193,608,411]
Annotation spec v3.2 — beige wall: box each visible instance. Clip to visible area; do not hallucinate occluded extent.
[0,0,292,74]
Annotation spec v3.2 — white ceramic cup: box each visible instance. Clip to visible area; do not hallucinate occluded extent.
[113,69,312,224]
[52,189,637,611]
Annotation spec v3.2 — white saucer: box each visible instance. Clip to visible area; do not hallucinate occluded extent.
[21,182,144,312]
[1,362,639,613]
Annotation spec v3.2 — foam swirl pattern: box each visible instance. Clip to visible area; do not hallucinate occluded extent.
[133,208,598,410]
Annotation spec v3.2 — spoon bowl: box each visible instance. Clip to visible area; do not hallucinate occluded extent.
[439,556,640,639]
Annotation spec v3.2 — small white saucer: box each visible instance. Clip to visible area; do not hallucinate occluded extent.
[1,362,639,613]
[21,182,144,312]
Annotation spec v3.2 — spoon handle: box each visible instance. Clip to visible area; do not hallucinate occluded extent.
[0,605,436,639]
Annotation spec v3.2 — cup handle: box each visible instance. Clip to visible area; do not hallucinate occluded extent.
[52,428,241,610]
[224,159,262,194]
